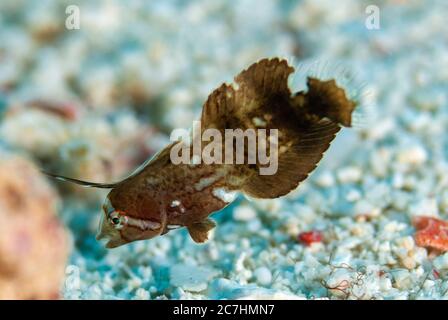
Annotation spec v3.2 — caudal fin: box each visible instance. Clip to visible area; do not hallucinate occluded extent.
[295,77,357,127]
[237,61,357,199]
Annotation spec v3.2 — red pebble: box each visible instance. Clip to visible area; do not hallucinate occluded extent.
[413,216,448,252]
[28,100,81,121]
[298,230,323,246]
[433,269,440,280]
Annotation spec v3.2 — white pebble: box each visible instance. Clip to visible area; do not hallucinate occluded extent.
[397,146,427,166]
[135,288,150,300]
[233,205,257,221]
[170,264,216,292]
[409,198,439,218]
[254,267,272,286]
[434,253,448,270]
[337,166,362,183]
[315,171,335,188]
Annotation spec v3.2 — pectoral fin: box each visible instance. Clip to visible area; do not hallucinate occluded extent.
[187,218,216,243]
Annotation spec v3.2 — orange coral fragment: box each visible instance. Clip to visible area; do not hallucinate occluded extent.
[413,216,448,252]
[298,230,323,246]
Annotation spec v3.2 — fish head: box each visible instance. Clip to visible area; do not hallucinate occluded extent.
[96,194,165,248]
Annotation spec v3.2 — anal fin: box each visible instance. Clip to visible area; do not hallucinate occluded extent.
[187,218,216,243]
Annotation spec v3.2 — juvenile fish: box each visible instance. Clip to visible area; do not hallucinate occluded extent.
[45,58,357,248]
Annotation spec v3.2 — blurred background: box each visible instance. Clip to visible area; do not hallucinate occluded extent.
[0,0,447,299]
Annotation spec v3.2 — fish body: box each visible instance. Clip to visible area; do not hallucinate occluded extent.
[46,58,357,248]
[101,150,233,247]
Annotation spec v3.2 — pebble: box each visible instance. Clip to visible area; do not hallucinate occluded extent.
[315,171,335,188]
[409,198,439,218]
[233,205,257,221]
[434,253,448,270]
[397,146,428,166]
[169,264,216,293]
[135,288,150,300]
[393,270,413,290]
[337,166,362,184]
[254,267,273,286]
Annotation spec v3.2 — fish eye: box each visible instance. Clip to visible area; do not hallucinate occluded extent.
[108,211,123,227]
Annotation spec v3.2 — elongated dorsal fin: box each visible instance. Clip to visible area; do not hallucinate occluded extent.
[41,143,176,190]
[42,171,118,189]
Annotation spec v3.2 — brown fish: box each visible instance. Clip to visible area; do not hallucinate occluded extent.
[45,58,357,248]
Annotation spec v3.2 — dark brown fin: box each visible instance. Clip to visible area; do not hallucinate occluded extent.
[242,120,340,198]
[187,218,216,243]
[122,141,176,180]
[233,57,294,101]
[44,141,177,190]
[301,77,357,127]
[199,58,356,199]
[42,171,118,189]
[239,67,354,198]
[201,57,294,131]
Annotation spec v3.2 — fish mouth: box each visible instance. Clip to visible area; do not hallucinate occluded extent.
[95,232,111,247]
[96,212,115,247]
[96,233,122,249]
[95,232,107,242]
[96,230,126,248]
[96,223,114,248]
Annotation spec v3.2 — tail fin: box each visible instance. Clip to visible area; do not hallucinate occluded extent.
[235,60,357,199]
[298,77,357,127]
[42,171,118,189]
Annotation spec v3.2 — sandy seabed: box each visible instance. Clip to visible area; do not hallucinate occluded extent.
[0,0,448,299]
